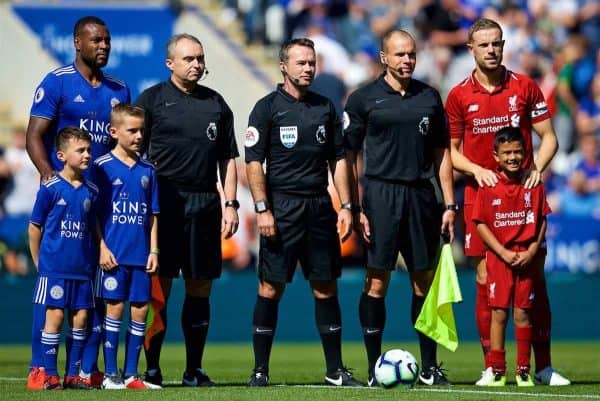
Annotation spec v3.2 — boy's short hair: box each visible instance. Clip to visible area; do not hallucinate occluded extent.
[494,126,525,150]
[110,103,145,127]
[56,127,91,151]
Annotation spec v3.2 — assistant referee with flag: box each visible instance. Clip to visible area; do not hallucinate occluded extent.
[344,29,456,386]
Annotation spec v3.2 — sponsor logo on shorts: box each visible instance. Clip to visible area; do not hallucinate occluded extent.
[104,277,118,291]
[465,233,471,249]
[50,285,64,300]
[489,282,496,299]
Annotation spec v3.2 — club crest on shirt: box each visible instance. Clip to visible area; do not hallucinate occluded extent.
[50,285,64,300]
[280,126,298,148]
[524,191,531,208]
[418,116,430,135]
[316,125,327,144]
[245,126,259,147]
[141,175,149,189]
[104,277,118,291]
[83,198,91,213]
[508,95,518,112]
[206,122,218,141]
[34,87,45,104]
[110,97,121,108]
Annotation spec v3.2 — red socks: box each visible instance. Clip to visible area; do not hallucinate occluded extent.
[476,282,491,356]
[515,325,533,370]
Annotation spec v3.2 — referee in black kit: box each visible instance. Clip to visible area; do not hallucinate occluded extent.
[135,33,239,387]
[244,38,363,387]
[344,30,456,387]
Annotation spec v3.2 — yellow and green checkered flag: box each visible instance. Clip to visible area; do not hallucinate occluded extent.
[414,243,463,352]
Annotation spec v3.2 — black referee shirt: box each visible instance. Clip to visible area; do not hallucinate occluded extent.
[135,79,239,192]
[245,85,344,196]
[344,75,448,182]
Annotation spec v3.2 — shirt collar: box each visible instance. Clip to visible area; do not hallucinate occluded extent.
[376,73,414,96]
[469,67,511,94]
[277,83,309,103]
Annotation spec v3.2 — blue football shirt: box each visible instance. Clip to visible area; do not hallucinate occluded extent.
[94,153,159,266]
[30,175,99,280]
[29,63,130,172]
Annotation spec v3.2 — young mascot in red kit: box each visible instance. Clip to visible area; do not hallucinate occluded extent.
[472,127,550,387]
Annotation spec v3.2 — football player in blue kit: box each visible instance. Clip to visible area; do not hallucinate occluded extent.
[93,104,160,390]
[28,127,99,390]
[25,16,130,390]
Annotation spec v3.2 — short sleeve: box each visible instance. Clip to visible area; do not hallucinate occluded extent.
[217,97,239,160]
[30,185,53,227]
[135,89,154,156]
[150,168,160,214]
[343,90,367,151]
[90,163,110,219]
[431,89,450,148]
[527,78,550,124]
[445,86,465,141]
[538,185,552,217]
[328,100,345,161]
[471,187,488,224]
[245,99,271,163]
[30,73,61,120]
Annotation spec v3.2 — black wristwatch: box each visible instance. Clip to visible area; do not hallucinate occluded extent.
[445,204,459,212]
[341,203,361,214]
[225,199,240,209]
[254,200,270,213]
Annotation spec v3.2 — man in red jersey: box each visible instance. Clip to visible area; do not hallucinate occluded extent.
[445,18,570,386]
[473,127,552,387]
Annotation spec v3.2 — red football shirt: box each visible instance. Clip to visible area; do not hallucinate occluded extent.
[471,173,551,247]
[445,68,550,203]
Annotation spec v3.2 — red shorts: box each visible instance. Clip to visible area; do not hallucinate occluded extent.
[486,248,535,309]
[463,204,486,257]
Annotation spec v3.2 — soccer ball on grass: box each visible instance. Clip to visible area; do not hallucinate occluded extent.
[374,349,419,388]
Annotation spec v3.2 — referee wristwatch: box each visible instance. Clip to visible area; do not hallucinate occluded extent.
[341,203,361,214]
[254,200,270,213]
[445,204,459,212]
[225,199,240,209]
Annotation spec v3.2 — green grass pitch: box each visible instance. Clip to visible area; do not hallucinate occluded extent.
[1,342,599,400]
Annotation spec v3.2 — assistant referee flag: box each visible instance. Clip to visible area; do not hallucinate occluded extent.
[414,243,463,352]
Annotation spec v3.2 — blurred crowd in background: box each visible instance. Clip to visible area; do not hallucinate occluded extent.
[1,0,598,277]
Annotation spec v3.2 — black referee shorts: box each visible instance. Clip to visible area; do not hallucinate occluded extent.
[157,179,222,280]
[258,194,341,283]
[362,178,441,272]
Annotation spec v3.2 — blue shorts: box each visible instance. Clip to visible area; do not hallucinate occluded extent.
[100,265,151,303]
[32,276,94,310]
